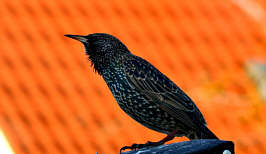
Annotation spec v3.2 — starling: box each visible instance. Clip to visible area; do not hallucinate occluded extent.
[65,33,218,151]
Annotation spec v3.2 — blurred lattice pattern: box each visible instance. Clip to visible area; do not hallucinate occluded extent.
[0,0,265,154]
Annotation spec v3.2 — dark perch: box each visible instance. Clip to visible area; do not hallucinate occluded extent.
[121,139,234,154]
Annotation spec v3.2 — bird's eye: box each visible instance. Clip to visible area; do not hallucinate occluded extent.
[89,40,106,51]
[93,40,105,45]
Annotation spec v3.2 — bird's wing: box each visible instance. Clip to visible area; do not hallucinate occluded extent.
[123,56,206,128]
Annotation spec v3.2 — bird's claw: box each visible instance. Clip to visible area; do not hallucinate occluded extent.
[120,144,142,153]
[120,141,161,153]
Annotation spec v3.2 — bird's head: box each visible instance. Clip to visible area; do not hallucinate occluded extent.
[65,33,130,74]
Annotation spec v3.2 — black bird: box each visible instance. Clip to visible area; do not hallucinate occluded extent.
[65,33,218,151]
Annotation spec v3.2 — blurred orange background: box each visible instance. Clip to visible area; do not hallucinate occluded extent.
[0,0,265,154]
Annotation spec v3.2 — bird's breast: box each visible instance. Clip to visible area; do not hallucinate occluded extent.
[102,69,137,106]
[101,69,178,133]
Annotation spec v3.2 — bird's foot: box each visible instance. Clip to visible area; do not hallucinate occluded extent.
[120,141,163,153]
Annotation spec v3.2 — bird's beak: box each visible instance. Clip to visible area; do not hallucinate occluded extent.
[64,34,88,43]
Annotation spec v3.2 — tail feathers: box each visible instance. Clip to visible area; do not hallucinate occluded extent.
[188,125,219,140]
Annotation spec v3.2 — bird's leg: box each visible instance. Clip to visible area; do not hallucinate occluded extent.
[120,130,178,152]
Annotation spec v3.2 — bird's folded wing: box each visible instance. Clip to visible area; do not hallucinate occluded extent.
[123,58,199,128]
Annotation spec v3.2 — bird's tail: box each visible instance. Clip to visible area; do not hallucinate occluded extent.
[188,125,219,140]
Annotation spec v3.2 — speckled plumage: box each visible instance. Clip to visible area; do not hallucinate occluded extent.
[65,33,218,150]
